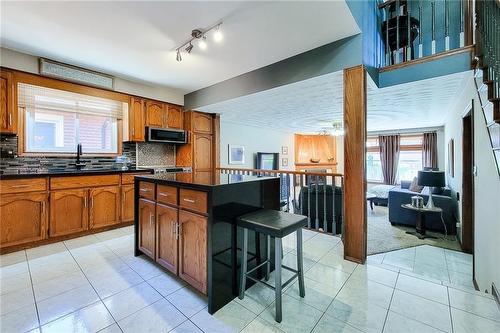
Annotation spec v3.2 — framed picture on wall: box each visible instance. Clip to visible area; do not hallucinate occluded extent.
[282,158,288,167]
[448,139,454,177]
[228,145,245,165]
[282,146,288,155]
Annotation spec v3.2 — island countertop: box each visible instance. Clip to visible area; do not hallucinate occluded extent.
[134,172,280,314]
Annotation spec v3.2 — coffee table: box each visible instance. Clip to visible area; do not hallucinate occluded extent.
[401,204,442,239]
[366,192,377,210]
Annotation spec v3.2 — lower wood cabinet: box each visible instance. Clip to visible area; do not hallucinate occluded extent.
[178,210,207,294]
[156,203,178,274]
[121,184,135,222]
[89,186,120,229]
[0,193,48,248]
[50,189,89,237]
[138,198,156,259]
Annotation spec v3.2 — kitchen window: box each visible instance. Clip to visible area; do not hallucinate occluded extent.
[366,135,423,183]
[19,83,125,155]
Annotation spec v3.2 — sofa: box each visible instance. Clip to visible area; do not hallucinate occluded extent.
[293,185,342,235]
[388,181,458,235]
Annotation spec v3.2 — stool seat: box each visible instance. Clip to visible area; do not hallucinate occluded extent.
[237,209,307,238]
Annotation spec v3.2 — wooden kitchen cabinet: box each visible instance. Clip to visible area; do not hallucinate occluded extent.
[145,100,167,128]
[138,198,156,259]
[178,210,207,294]
[0,70,16,134]
[121,184,135,222]
[0,193,48,248]
[193,133,213,184]
[193,112,213,134]
[89,186,120,229]
[167,104,183,129]
[129,97,145,142]
[50,189,89,237]
[156,203,178,274]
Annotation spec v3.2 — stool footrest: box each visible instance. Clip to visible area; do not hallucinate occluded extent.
[246,260,270,276]
[244,264,299,291]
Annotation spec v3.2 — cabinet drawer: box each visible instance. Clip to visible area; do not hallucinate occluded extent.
[122,173,150,185]
[179,189,207,214]
[1,178,47,194]
[50,175,120,190]
[139,181,155,200]
[157,185,177,206]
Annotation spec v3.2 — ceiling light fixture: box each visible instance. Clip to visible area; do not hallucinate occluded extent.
[174,22,223,62]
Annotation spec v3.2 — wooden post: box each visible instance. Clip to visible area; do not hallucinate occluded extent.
[343,65,367,264]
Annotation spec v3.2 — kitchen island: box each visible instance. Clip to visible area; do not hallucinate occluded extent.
[134,173,280,314]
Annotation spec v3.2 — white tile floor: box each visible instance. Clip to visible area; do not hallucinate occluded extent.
[1,226,499,333]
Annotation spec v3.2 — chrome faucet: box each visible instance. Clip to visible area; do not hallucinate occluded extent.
[75,143,86,169]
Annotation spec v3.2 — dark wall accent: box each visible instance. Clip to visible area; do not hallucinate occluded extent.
[184,35,362,109]
[0,135,136,172]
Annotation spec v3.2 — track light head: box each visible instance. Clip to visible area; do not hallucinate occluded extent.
[176,49,182,62]
[213,25,223,42]
[198,35,207,50]
[185,42,193,54]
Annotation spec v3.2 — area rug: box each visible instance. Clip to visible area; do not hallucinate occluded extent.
[367,205,461,255]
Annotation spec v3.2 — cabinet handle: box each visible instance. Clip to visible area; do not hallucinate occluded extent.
[132,128,135,136]
[176,222,180,240]
[183,198,195,203]
[11,184,30,188]
[158,193,169,197]
[83,197,87,207]
[8,113,12,126]
[140,188,150,192]
[149,213,153,225]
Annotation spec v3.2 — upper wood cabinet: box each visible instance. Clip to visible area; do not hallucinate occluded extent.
[50,189,89,237]
[89,186,120,229]
[167,104,183,129]
[138,198,156,259]
[193,112,213,134]
[0,193,48,249]
[156,203,178,274]
[178,210,207,294]
[145,100,166,128]
[0,70,16,134]
[129,97,145,142]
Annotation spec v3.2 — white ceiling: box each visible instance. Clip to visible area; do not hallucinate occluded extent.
[198,70,472,132]
[0,1,359,93]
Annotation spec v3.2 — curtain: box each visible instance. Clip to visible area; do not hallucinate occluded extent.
[422,132,438,169]
[379,135,400,185]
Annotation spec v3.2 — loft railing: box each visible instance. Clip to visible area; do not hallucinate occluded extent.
[379,0,473,67]
[217,167,344,236]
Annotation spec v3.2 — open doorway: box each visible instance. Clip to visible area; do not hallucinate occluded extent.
[461,105,474,255]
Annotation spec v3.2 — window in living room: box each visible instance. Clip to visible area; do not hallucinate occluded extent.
[366,134,423,183]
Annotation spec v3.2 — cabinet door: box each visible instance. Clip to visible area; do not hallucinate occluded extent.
[138,198,155,259]
[178,210,207,294]
[121,184,135,222]
[89,186,120,229]
[1,193,48,248]
[0,71,15,134]
[167,105,183,129]
[129,97,145,141]
[193,171,212,185]
[193,134,212,170]
[50,189,89,237]
[145,100,166,128]
[192,112,212,134]
[156,204,178,274]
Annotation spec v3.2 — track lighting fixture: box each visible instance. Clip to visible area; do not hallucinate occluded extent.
[174,22,223,62]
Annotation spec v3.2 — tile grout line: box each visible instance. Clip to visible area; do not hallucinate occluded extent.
[447,287,455,333]
[24,249,42,332]
[381,271,399,332]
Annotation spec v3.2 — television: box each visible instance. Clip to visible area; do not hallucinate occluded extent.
[256,152,279,170]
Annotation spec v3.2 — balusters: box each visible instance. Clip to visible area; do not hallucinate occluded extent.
[395,0,400,63]
[286,174,290,212]
[445,0,450,51]
[431,0,436,54]
[418,1,423,58]
[323,176,327,231]
[307,175,311,228]
[315,176,319,230]
[332,175,336,235]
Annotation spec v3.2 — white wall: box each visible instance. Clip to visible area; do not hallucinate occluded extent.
[0,47,184,105]
[220,121,295,170]
[444,71,500,294]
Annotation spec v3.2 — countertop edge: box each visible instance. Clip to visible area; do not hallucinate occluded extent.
[0,168,154,180]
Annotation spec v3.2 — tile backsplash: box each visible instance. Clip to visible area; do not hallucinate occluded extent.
[0,135,176,172]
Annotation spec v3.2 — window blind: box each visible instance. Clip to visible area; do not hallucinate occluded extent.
[18,83,124,119]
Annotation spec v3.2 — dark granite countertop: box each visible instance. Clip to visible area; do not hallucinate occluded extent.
[0,168,154,180]
[136,173,277,190]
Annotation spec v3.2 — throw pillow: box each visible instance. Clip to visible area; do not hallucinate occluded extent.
[409,177,424,193]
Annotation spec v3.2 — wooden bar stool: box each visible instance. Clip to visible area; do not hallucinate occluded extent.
[237,209,307,323]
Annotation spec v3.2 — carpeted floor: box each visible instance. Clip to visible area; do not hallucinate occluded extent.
[367,205,461,255]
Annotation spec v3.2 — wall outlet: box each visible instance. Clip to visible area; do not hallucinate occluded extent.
[473,166,478,177]
[456,222,461,228]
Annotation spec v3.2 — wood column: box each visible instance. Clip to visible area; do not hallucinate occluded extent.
[343,65,367,264]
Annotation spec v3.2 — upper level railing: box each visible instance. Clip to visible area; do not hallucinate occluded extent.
[217,167,344,236]
[378,0,473,68]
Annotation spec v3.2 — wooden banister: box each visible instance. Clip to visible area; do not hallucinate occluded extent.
[216,167,343,178]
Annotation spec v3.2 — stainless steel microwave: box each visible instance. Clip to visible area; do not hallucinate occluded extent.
[146,127,187,144]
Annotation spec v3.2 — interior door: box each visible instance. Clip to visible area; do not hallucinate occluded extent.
[89,186,120,229]
[462,110,474,254]
[178,210,207,294]
[146,101,166,128]
[156,203,178,274]
[138,198,155,259]
[50,189,88,237]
